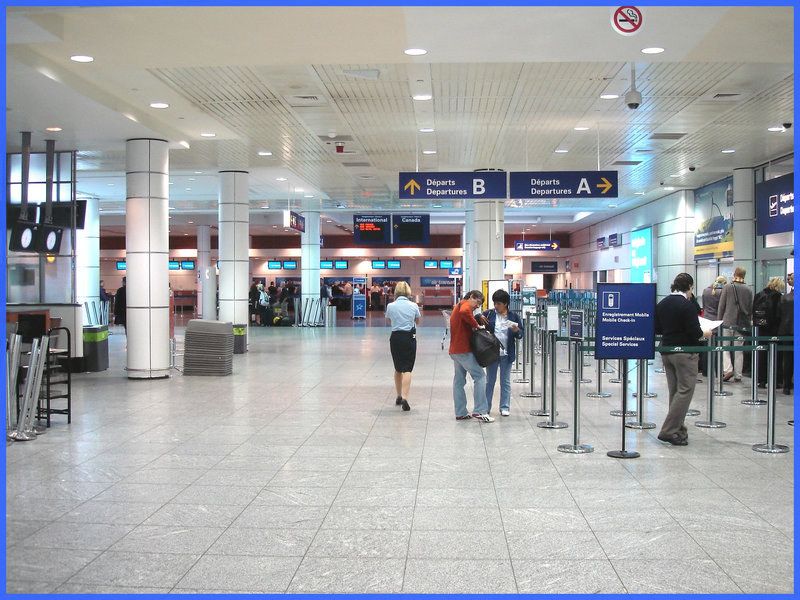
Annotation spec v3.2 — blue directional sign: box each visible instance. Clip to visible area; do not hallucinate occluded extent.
[399,171,507,200]
[449,267,463,277]
[595,283,656,360]
[510,171,618,199]
[515,240,561,251]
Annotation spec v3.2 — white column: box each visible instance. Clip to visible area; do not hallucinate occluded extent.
[125,138,170,379]
[462,200,474,294]
[196,224,211,318]
[474,198,505,285]
[75,196,100,315]
[300,200,321,321]
[733,167,756,288]
[218,170,249,326]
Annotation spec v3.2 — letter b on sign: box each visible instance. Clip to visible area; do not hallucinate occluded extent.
[473,179,485,195]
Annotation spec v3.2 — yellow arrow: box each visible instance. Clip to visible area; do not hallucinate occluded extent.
[404,179,420,195]
[551,242,558,250]
[597,177,613,194]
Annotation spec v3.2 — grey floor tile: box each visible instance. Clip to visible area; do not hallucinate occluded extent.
[123,467,207,485]
[408,529,509,559]
[414,486,499,508]
[92,482,187,504]
[332,486,417,507]
[143,502,244,528]
[594,526,710,559]
[611,558,743,593]
[581,505,679,531]
[207,527,316,556]
[57,499,161,525]
[506,530,605,559]
[686,526,794,559]
[321,505,413,530]
[191,468,277,487]
[289,557,404,593]
[55,583,173,593]
[231,504,328,529]
[494,485,575,508]
[170,483,262,505]
[20,521,134,551]
[175,555,301,592]
[110,524,225,554]
[254,486,340,506]
[6,497,84,521]
[308,529,409,558]
[402,558,516,593]
[413,506,503,531]
[6,580,60,593]
[715,556,794,593]
[5,547,100,583]
[6,519,50,547]
[341,469,419,488]
[513,559,626,593]
[417,470,494,489]
[67,550,199,588]
[268,470,348,487]
[500,507,591,531]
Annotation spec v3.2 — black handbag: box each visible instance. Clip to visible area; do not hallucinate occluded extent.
[470,328,501,367]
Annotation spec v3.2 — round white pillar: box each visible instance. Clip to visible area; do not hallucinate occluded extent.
[196,224,211,319]
[300,200,321,322]
[217,170,249,327]
[125,138,170,379]
[75,196,100,317]
[474,198,505,285]
[462,199,474,294]
[733,168,756,286]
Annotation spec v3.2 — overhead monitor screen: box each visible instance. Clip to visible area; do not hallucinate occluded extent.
[353,214,391,244]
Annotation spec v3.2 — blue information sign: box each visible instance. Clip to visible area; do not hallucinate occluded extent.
[595,283,656,360]
[449,267,462,277]
[530,261,558,273]
[755,172,794,235]
[510,171,618,199]
[569,310,584,341]
[399,171,507,200]
[352,276,367,319]
[515,240,561,251]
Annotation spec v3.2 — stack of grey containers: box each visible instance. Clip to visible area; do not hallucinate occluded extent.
[183,320,234,376]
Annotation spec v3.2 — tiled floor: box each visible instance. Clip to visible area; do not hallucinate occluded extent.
[6,316,794,593]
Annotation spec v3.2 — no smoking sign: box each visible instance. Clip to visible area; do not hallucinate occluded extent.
[611,6,643,36]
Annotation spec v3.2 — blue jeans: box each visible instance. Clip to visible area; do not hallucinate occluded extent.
[485,354,512,413]
[451,352,488,416]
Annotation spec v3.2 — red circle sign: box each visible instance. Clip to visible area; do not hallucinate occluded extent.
[612,6,643,36]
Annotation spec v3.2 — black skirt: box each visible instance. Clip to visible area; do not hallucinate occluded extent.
[390,329,417,372]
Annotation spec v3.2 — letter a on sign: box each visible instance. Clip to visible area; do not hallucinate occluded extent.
[576,178,591,194]
[473,179,485,195]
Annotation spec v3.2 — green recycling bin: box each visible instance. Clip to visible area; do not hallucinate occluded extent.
[83,325,109,371]
[233,324,247,354]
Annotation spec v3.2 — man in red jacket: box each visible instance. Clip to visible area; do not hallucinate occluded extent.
[449,290,494,422]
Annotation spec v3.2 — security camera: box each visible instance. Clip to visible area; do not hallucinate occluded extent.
[689,166,696,172]
[625,90,642,110]
[783,122,792,129]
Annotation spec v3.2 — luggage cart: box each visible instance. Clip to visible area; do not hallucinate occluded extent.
[440,309,452,350]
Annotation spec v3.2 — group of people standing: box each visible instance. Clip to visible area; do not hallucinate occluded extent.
[249,280,296,326]
[384,285,523,421]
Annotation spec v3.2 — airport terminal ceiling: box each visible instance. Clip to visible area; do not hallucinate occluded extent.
[5,5,794,238]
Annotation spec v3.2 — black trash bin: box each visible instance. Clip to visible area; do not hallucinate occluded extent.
[233,324,247,354]
[83,325,109,371]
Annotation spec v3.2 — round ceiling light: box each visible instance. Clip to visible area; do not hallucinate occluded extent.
[70,55,94,63]
[258,151,272,156]
[149,102,169,109]
[600,93,619,100]
[404,48,427,56]
[721,149,736,153]
[412,94,432,101]
[573,126,590,131]
[419,127,435,133]
[200,132,216,137]
[641,47,665,54]
[45,127,62,132]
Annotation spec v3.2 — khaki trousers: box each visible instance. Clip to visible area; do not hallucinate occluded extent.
[660,352,699,440]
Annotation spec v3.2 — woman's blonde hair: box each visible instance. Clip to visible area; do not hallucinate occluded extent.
[394,281,412,298]
[766,277,785,292]
[712,275,727,296]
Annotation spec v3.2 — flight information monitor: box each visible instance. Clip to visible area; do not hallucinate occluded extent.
[353,214,391,244]
[392,214,430,245]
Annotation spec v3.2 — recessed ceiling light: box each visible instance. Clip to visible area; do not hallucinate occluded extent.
[183,233,188,236]
[608,204,617,208]
[432,203,442,208]
[412,94,432,101]
[600,93,619,100]
[419,127,435,133]
[304,194,314,198]
[45,127,62,132]
[187,221,194,224]
[768,126,785,132]
[641,47,665,54]
[169,206,175,210]
[276,177,287,181]
[179,141,190,149]
[200,132,216,137]
[721,149,736,153]
[634,191,646,195]
[554,149,569,153]
[149,102,169,109]
[663,186,675,191]
[573,126,590,131]
[169,182,174,185]
[422,150,437,154]
[188,178,195,181]
[261,205,269,209]
[326,220,332,223]
[185,188,191,191]
[194,171,202,174]
[670,173,682,178]
[107,183,115,187]
[70,55,94,63]
[404,48,427,56]
[258,151,272,156]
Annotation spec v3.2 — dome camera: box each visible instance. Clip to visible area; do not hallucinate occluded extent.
[689,166,696,172]
[783,122,792,129]
[625,90,642,110]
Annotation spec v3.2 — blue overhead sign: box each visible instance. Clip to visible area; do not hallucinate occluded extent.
[449,267,463,277]
[515,240,561,251]
[756,172,794,236]
[530,261,558,273]
[510,171,618,199]
[595,283,656,360]
[399,171,507,200]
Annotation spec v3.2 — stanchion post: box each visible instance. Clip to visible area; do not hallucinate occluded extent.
[520,317,541,402]
[715,329,731,397]
[531,327,549,416]
[558,341,593,453]
[587,355,611,398]
[538,330,567,429]
[753,342,790,453]
[610,360,636,417]
[743,332,767,406]
[609,359,622,384]
[626,358,656,429]
[607,359,639,459]
[696,341,726,428]
[514,313,530,384]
